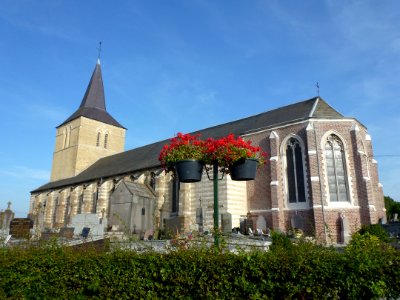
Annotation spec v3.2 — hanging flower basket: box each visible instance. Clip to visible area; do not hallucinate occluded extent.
[159,132,206,174]
[228,158,258,181]
[175,159,204,183]
[159,132,267,182]
[204,134,267,176]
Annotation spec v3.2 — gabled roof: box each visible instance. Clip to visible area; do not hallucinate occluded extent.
[32,97,345,193]
[58,60,125,129]
[119,181,156,199]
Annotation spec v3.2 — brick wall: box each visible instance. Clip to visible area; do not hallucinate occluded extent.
[32,118,385,244]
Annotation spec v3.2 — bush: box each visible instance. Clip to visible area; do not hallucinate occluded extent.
[1,239,400,299]
[344,233,400,298]
[358,223,390,242]
[269,230,293,251]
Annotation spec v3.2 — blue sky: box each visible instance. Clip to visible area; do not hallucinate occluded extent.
[0,0,399,217]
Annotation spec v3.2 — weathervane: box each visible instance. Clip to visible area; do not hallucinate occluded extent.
[97,41,102,60]
[316,82,320,96]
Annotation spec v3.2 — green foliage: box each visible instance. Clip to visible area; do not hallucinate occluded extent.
[1,239,400,299]
[344,233,399,298]
[384,195,400,220]
[358,223,391,242]
[269,230,293,251]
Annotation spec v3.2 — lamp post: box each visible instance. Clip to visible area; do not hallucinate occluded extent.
[176,159,258,248]
[163,133,263,249]
[204,161,226,248]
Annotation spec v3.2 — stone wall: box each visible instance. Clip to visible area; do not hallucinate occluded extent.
[30,118,385,243]
[51,117,126,181]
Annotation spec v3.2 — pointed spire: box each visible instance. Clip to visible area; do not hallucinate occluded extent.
[79,61,106,111]
[57,60,125,129]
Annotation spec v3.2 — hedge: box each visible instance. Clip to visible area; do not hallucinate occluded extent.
[1,234,399,299]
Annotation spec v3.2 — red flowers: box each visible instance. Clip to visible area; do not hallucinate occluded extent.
[159,132,267,173]
[204,134,267,168]
[159,133,207,173]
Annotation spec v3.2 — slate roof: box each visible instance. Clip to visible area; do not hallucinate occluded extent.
[58,60,125,129]
[123,181,156,199]
[32,97,344,193]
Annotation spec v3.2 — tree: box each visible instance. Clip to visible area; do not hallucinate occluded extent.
[384,196,400,221]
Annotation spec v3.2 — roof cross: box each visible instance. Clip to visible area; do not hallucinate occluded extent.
[316,82,320,96]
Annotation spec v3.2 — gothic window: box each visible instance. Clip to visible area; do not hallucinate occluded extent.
[285,137,306,203]
[104,133,108,149]
[96,132,101,147]
[172,176,180,215]
[325,135,349,202]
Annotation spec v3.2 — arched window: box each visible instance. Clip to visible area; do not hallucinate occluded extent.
[96,132,101,147]
[325,135,349,202]
[285,137,306,203]
[104,133,108,149]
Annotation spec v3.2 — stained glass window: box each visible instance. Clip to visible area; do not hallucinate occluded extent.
[286,138,306,203]
[325,135,349,202]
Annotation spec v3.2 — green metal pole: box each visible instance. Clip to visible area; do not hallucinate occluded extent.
[213,161,219,248]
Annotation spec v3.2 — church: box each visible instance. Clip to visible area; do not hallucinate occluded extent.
[29,60,386,243]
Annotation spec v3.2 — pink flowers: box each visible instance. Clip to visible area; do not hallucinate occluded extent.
[159,132,267,173]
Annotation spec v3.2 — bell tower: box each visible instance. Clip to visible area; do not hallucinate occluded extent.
[50,59,126,182]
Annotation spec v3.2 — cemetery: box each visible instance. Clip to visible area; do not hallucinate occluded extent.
[1,201,400,298]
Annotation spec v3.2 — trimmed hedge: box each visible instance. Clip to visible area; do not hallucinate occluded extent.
[1,234,400,299]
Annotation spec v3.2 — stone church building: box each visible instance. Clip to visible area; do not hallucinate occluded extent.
[29,60,385,243]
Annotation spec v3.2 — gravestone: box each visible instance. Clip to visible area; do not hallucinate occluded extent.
[221,213,232,234]
[196,208,203,225]
[70,214,104,238]
[256,215,267,231]
[340,213,351,244]
[81,227,90,238]
[59,227,75,239]
[240,218,253,235]
[9,218,33,239]
[0,202,15,233]
[291,214,304,230]
[165,216,185,234]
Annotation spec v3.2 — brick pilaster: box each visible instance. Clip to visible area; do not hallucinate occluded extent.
[306,122,326,241]
[351,124,374,224]
[269,131,284,230]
